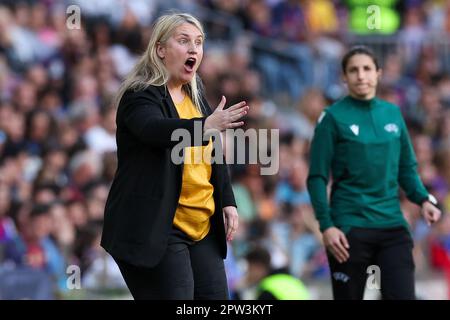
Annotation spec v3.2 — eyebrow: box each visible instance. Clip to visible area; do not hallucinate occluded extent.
[348,64,372,69]
[176,33,203,39]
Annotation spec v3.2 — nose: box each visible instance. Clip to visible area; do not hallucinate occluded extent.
[188,41,198,53]
[357,69,364,80]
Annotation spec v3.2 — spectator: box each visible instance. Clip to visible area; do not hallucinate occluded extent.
[3,203,67,292]
[238,246,310,300]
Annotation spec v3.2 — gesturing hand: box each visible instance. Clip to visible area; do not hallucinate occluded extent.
[204,96,249,134]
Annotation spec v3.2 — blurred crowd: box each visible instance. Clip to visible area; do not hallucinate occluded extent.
[1,0,450,299]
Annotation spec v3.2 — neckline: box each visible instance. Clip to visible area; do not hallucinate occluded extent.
[346,95,376,107]
[174,94,188,106]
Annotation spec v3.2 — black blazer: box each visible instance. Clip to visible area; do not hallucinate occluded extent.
[100,85,236,268]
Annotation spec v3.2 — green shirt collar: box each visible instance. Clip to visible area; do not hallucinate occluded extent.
[346,95,377,108]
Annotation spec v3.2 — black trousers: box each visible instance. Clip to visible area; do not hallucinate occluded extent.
[327,226,415,300]
[114,228,229,300]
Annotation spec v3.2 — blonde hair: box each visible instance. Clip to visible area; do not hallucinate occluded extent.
[115,12,206,114]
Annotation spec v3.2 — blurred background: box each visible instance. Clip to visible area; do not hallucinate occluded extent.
[0,0,450,300]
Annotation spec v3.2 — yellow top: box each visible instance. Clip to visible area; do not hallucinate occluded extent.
[173,95,215,241]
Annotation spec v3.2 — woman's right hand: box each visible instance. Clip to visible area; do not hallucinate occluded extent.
[204,96,249,133]
[323,227,350,263]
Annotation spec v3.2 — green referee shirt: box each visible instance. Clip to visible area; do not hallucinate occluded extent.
[307,95,429,233]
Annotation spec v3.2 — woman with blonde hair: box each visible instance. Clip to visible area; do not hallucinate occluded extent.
[101,12,248,299]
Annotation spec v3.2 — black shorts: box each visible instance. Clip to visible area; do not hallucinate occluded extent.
[327,226,415,300]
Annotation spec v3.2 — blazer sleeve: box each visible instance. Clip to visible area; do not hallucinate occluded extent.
[201,94,237,208]
[119,89,207,149]
[221,161,237,208]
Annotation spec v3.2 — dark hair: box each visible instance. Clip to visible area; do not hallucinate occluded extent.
[245,246,271,268]
[29,203,51,218]
[342,46,380,73]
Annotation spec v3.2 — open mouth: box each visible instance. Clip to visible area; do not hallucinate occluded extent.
[184,57,196,72]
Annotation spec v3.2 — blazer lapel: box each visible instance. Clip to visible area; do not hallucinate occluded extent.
[156,85,180,119]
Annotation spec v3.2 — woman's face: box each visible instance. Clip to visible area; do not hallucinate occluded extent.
[343,54,381,100]
[158,23,203,87]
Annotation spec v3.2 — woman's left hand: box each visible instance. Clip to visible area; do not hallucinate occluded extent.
[223,206,239,241]
[421,201,442,226]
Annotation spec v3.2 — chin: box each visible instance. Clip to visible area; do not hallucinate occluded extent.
[357,90,371,97]
[181,75,195,84]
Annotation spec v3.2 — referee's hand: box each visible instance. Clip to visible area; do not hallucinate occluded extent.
[421,201,442,226]
[323,227,350,264]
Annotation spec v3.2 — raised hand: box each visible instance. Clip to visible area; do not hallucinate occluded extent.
[204,96,249,133]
